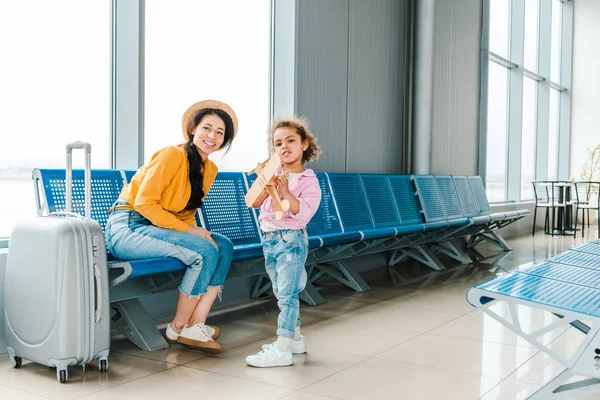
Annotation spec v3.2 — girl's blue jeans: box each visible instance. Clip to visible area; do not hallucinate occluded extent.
[262,228,308,338]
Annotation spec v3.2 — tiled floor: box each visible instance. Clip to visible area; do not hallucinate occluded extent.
[2,230,600,399]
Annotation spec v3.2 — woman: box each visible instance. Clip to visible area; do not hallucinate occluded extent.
[105,100,237,353]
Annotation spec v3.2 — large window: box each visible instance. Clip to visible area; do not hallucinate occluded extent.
[489,0,510,59]
[521,78,538,200]
[486,61,509,202]
[550,0,562,84]
[144,0,271,171]
[0,1,111,238]
[547,89,560,181]
[483,0,572,203]
[523,0,539,72]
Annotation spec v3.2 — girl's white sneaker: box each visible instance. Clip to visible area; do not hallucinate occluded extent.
[261,335,306,354]
[246,343,293,368]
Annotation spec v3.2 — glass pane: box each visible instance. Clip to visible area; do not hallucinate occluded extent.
[0,1,110,238]
[547,89,560,180]
[144,0,271,170]
[523,0,540,72]
[550,0,562,83]
[486,61,510,203]
[489,0,511,59]
[521,78,538,200]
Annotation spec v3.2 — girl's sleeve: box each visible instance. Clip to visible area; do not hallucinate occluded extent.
[133,147,190,232]
[292,177,322,225]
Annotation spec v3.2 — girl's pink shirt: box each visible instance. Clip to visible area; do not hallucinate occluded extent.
[258,167,322,231]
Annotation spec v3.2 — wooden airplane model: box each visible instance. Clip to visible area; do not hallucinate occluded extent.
[245,152,290,220]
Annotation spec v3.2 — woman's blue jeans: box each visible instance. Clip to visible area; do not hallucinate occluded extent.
[105,205,233,298]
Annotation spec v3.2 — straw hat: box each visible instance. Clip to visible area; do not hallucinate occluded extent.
[181,100,238,141]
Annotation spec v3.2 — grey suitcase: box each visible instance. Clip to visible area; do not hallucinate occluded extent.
[4,142,110,383]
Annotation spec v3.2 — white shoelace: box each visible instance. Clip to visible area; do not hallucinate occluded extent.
[256,343,282,361]
[189,324,210,340]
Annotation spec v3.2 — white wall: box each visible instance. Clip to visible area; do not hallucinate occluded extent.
[570,0,600,180]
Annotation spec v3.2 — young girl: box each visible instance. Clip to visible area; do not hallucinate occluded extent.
[105,100,237,354]
[245,116,322,368]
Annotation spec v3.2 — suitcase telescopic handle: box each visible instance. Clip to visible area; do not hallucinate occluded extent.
[65,141,92,218]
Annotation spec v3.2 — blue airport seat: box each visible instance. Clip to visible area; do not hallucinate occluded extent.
[123,169,137,183]
[467,241,600,399]
[33,168,126,231]
[199,172,264,262]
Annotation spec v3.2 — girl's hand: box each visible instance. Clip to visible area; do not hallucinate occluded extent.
[186,226,218,249]
[276,175,290,195]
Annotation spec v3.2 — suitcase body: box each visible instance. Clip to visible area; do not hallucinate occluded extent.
[3,142,110,383]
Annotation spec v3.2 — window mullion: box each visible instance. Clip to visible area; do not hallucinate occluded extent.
[506,0,525,202]
[557,0,573,180]
[112,0,144,170]
[535,0,552,181]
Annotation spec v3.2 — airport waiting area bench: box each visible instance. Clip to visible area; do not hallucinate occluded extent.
[468,240,600,399]
[31,168,529,352]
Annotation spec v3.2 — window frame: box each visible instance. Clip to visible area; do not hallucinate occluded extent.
[479,0,573,204]
[0,0,275,245]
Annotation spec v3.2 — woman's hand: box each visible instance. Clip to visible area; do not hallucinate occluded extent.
[186,226,218,249]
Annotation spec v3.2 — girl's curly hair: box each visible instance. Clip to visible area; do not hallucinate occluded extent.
[269,116,322,164]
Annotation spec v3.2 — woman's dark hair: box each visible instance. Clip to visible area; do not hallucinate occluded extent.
[184,108,235,210]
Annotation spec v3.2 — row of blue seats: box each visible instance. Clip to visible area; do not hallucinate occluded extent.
[467,240,600,399]
[32,168,528,351]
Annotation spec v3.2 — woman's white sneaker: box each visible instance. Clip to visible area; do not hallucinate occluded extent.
[246,343,293,367]
[261,335,306,354]
[177,323,222,354]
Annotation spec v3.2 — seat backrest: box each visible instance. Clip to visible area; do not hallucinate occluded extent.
[412,175,446,222]
[327,173,374,232]
[360,174,401,228]
[386,175,424,225]
[434,175,464,220]
[199,172,261,246]
[307,173,343,236]
[532,181,550,204]
[123,169,137,183]
[574,181,600,208]
[468,176,491,214]
[452,176,479,217]
[33,169,125,231]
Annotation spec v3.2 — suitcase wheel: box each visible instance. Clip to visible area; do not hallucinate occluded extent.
[58,369,68,384]
[11,356,22,369]
[99,359,108,373]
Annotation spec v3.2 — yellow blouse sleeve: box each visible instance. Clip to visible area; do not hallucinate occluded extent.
[133,147,190,232]
[183,211,198,227]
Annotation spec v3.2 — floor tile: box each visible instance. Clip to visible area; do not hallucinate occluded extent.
[185,339,367,390]
[300,319,420,357]
[376,333,538,379]
[0,352,173,400]
[332,301,460,333]
[76,366,294,400]
[430,306,568,348]
[0,384,51,400]
[110,337,209,365]
[384,288,476,315]
[478,380,540,400]
[303,357,499,400]
[281,392,341,400]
